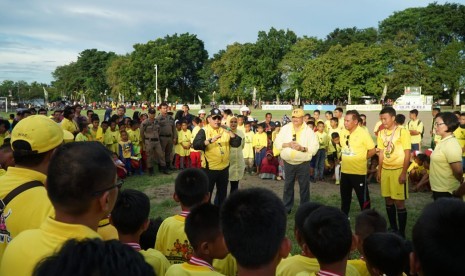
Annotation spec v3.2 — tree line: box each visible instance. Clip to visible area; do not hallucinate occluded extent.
[1,2,464,105]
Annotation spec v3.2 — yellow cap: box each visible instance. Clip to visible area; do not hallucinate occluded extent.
[292,108,304,118]
[11,115,67,154]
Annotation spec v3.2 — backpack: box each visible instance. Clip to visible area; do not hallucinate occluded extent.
[0,181,43,220]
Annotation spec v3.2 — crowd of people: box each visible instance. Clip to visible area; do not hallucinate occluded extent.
[1,103,465,275]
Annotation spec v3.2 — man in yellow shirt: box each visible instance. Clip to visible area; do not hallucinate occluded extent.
[340,110,376,216]
[453,112,465,170]
[193,108,242,206]
[0,115,72,261]
[1,142,119,275]
[377,107,411,238]
[61,106,79,136]
[274,108,319,214]
[408,109,424,153]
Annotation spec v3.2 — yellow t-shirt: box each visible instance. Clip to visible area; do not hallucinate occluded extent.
[155,215,193,265]
[75,132,89,142]
[348,259,370,276]
[0,217,101,276]
[243,131,255,159]
[377,127,411,170]
[453,126,465,157]
[107,129,120,154]
[407,161,425,175]
[119,140,133,158]
[97,218,118,240]
[315,131,329,150]
[166,262,225,276]
[140,248,172,276]
[177,129,192,157]
[213,254,237,276]
[430,135,463,195]
[237,124,245,134]
[0,168,5,177]
[278,255,361,276]
[127,129,141,146]
[201,125,233,171]
[0,167,53,261]
[340,126,375,175]
[407,119,424,144]
[61,117,78,133]
[324,120,331,133]
[89,126,102,141]
[252,132,268,150]
[328,127,340,140]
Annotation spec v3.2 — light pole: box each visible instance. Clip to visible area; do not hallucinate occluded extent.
[154,64,158,106]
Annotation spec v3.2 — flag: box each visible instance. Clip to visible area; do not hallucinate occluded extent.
[381,85,387,102]
[164,88,168,101]
[295,89,299,105]
[198,95,202,105]
[43,87,49,103]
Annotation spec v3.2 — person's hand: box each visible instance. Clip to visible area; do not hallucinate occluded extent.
[398,172,407,184]
[376,170,381,183]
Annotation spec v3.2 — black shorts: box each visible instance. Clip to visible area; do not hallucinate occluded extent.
[327,152,337,162]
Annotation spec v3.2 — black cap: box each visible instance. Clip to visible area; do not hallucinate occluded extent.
[210,108,221,116]
[148,108,156,114]
[275,121,281,127]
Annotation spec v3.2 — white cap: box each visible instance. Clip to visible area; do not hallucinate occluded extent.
[198,109,206,114]
[240,106,250,113]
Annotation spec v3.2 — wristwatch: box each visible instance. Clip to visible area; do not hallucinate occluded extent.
[302,147,307,152]
[208,138,213,144]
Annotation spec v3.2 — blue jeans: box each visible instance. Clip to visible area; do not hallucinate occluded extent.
[411,143,420,152]
[314,149,326,179]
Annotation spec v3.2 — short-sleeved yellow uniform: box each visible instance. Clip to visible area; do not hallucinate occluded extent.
[315,131,329,150]
[61,117,78,133]
[0,167,53,261]
[0,217,101,276]
[213,253,237,276]
[242,131,255,159]
[407,119,424,145]
[453,126,465,157]
[377,127,411,200]
[252,132,268,150]
[340,126,375,175]
[166,262,225,276]
[140,248,172,276]
[279,254,361,276]
[430,135,463,197]
[176,129,192,157]
[155,214,193,265]
[97,217,118,240]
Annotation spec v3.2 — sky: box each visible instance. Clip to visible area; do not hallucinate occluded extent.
[0,0,458,84]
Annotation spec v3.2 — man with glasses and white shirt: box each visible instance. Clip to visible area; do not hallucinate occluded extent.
[340,110,376,216]
[193,108,242,206]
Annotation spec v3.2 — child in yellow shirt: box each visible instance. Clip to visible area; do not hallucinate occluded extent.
[107,120,120,154]
[252,123,267,174]
[75,123,91,142]
[315,121,329,181]
[243,122,255,175]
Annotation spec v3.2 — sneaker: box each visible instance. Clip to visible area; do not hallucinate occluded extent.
[276,176,282,181]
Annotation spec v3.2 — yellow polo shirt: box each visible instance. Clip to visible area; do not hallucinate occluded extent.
[453,126,465,157]
[377,127,411,170]
[430,135,463,195]
[243,131,255,159]
[61,117,78,133]
[201,125,233,171]
[407,119,424,144]
[252,132,268,150]
[213,254,237,276]
[0,217,101,276]
[0,167,52,261]
[155,215,193,265]
[340,126,375,175]
[97,218,118,240]
[140,248,172,276]
[166,262,225,275]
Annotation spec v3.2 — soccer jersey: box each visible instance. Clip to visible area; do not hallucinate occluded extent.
[315,131,329,150]
[0,217,101,276]
[155,214,193,265]
[252,132,268,150]
[377,127,411,170]
[166,262,225,276]
[453,126,465,156]
[200,125,234,170]
[243,131,255,159]
[340,126,375,175]
[407,119,424,144]
[430,135,463,195]
[140,248,172,276]
[0,167,53,261]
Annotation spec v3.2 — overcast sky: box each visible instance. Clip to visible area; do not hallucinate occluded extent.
[0,0,456,84]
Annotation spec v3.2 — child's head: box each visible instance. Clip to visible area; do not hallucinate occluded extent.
[174,168,209,209]
[317,121,325,132]
[330,117,338,128]
[331,132,340,144]
[363,233,409,276]
[110,120,117,131]
[244,121,251,132]
[130,120,139,130]
[140,217,163,250]
[111,189,150,236]
[412,199,465,276]
[181,120,188,131]
[192,117,201,127]
[313,109,320,119]
[256,123,264,133]
[294,202,323,248]
[118,121,126,132]
[237,115,244,126]
[354,209,387,255]
[307,121,315,129]
[414,153,427,166]
[185,204,228,259]
[101,121,109,131]
[325,111,333,120]
[221,188,290,270]
[302,206,354,265]
[79,122,88,133]
[91,115,100,129]
[395,114,406,126]
[175,120,181,130]
[120,130,128,141]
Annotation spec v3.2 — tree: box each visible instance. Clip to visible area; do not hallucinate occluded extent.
[320,27,378,53]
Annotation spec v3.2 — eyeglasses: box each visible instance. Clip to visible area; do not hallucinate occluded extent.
[434,122,445,127]
[212,116,221,120]
[92,179,123,196]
